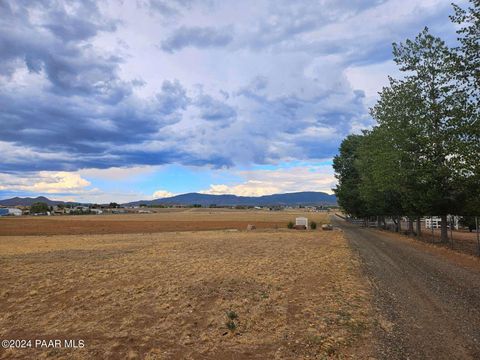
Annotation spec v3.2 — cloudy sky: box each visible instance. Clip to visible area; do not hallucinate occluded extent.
[0,0,465,203]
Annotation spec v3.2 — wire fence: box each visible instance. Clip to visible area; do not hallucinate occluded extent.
[343,215,480,257]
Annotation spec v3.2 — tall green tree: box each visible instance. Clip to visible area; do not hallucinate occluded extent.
[451,0,480,215]
[333,134,369,218]
[392,28,466,242]
[333,4,479,236]
[362,79,431,233]
[30,202,49,214]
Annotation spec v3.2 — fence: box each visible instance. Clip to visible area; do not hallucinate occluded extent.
[343,215,480,257]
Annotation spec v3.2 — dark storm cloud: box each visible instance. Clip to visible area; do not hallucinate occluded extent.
[0,0,191,171]
[0,0,125,99]
[0,0,464,173]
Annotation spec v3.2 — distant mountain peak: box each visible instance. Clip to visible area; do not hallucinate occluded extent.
[0,196,65,206]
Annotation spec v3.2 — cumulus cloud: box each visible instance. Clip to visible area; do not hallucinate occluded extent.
[0,171,91,194]
[195,94,236,123]
[0,0,462,177]
[201,165,336,196]
[152,190,175,199]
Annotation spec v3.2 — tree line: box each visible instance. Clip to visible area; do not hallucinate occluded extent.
[333,1,479,242]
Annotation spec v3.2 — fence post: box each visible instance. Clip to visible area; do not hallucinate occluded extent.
[431,216,434,243]
[450,216,453,249]
[476,216,479,257]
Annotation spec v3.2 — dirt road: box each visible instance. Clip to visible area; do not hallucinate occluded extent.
[333,217,480,359]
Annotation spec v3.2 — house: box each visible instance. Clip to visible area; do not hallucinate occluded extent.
[424,216,459,230]
[52,206,65,215]
[0,208,23,216]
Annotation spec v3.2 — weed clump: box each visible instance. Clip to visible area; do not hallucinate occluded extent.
[226,310,238,320]
[225,310,238,332]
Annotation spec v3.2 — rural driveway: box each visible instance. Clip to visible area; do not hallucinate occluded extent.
[332,217,480,359]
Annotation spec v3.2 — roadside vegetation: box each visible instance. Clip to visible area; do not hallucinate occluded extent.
[333,1,479,243]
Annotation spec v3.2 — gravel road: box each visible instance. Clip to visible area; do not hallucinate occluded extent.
[333,217,480,359]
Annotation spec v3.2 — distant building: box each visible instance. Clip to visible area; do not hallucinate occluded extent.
[424,216,459,230]
[0,208,23,216]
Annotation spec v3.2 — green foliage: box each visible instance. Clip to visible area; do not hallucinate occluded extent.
[333,2,480,242]
[287,221,294,229]
[333,134,370,217]
[226,320,236,331]
[225,310,238,331]
[310,221,317,230]
[226,310,238,320]
[30,202,49,214]
[459,216,478,231]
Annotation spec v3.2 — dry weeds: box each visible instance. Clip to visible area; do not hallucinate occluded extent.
[0,213,373,359]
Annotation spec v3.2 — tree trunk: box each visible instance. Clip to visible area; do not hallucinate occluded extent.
[440,214,448,243]
[392,217,398,232]
[416,216,421,237]
[377,216,381,228]
[408,218,414,235]
[398,217,402,233]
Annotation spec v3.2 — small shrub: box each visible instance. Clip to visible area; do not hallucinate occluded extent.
[287,221,294,229]
[226,310,238,320]
[310,221,317,230]
[226,320,236,331]
[225,310,238,332]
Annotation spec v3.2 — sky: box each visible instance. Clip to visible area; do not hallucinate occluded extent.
[0,0,466,203]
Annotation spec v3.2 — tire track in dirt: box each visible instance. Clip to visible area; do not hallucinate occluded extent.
[334,218,480,360]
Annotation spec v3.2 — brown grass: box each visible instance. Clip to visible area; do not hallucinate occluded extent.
[0,209,333,236]
[0,212,373,359]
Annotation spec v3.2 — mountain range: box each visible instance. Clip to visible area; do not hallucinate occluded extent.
[125,191,337,207]
[0,192,337,207]
[0,196,68,206]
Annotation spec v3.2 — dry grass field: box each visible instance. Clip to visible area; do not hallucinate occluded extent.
[0,211,374,359]
[0,209,335,236]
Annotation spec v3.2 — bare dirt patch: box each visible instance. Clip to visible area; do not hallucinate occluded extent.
[0,227,373,359]
[335,218,480,359]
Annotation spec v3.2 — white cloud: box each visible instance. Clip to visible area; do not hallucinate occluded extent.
[79,166,158,180]
[201,164,336,196]
[344,60,402,105]
[201,182,278,197]
[152,189,175,199]
[0,171,91,194]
